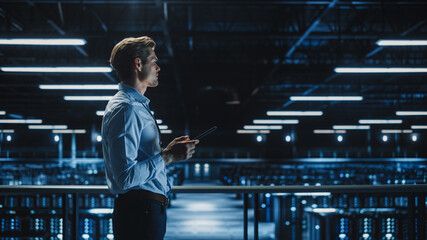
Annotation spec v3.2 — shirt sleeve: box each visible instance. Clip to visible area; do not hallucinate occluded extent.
[105,103,165,191]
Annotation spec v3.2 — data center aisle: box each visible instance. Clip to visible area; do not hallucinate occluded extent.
[165,181,275,240]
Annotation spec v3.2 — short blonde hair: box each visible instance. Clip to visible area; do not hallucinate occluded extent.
[110,36,156,82]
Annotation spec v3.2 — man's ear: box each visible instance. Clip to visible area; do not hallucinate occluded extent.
[133,57,143,72]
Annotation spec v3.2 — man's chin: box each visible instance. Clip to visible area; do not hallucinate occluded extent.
[148,80,159,87]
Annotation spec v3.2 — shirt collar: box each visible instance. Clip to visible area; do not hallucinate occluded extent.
[118,82,150,105]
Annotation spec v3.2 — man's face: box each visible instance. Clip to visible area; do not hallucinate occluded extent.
[140,48,160,87]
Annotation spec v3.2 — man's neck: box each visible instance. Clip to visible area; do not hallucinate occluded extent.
[123,79,147,95]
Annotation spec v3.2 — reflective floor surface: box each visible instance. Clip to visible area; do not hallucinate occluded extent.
[165,181,275,240]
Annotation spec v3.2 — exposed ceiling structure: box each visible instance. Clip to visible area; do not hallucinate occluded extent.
[0,0,426,157]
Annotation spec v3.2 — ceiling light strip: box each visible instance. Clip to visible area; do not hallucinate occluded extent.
[28,125,68,130]
[64,96,112,101]
[290,96,363,101]
[237,130,271,134]
[160,130,172,134]
[313,130,346,134]
[1,67,112,73]
[381,129,413,134]
[332,125,370,130]
[359,119,402,124]
[0,129,15,133]
[0,119,42,124]
[411,125,427,129]
[52,129,86,134]
[253,119,299,124]
[334,68,427,73]
[0,38,87,45]
[0,111,6,115]
[243,125,283,130]
[40,84,118,90]
[396,111,427,116]
[376,40,427,46]
[267,111,323,116]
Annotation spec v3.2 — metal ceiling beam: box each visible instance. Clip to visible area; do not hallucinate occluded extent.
[243,0,338,107]
[25,0,89,57]
[285,0,338,58]
[57,2,64,26]
[0,7,23,31]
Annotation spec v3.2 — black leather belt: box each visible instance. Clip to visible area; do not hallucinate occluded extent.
[119,189,169,205]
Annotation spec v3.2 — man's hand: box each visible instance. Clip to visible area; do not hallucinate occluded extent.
[160,136,199,165]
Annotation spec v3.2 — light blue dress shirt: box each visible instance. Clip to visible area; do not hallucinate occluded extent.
[102,83,171,197]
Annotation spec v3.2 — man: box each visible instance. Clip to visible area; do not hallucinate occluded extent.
[102,36,199,240]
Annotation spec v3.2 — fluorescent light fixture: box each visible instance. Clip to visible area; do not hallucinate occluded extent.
[0,111,5,115]
[96,111,105,116]
[160,129,172,134]
[52,129,86,134]
[156,119,163,124]
[87,208,113,214]
[334,67,427,73]
[0,129,15,133]
[312,208,337,213]
[333,125,370,130]
[411,125,427,129]
[295,192,331,196]
[290,96,363,101]
[28,125,67,129]
[0,119,42,124]
[1,67,112,73]
[40,84,118,90]
[313,129,346,134]
[376,40,427,46]
[158,125,168,130]
[359,119,402,124]
[0,38,87,45]
[381,129,413,134]
[244,125,283,130]
[237,130,270,134]
[253,119,299,124]
[396,111,427,116]
[64,96,112,101]
[267,111,323,116]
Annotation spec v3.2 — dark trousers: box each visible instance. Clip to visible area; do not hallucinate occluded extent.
[113,191,167,240]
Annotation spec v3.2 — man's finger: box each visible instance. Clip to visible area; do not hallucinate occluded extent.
[183,140,199,144]
[175,136,189,142]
